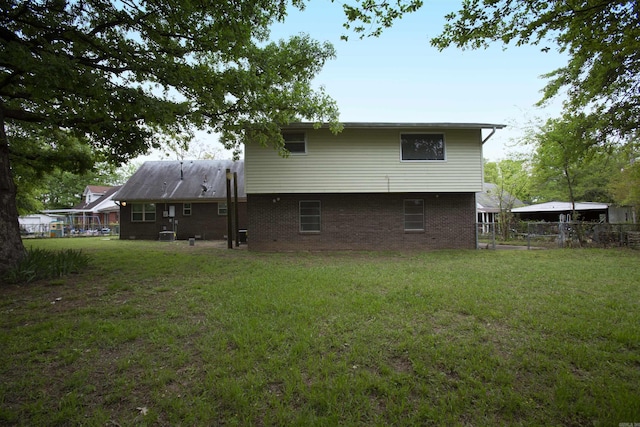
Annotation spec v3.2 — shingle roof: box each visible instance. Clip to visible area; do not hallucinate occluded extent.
[476,183,525,213]
[114,160,244,202]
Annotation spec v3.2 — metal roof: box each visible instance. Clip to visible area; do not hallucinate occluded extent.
[281,122,506,130]
[511,201,608,213]
[114,160,245,202]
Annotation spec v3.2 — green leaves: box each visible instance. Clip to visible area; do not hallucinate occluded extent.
[431,1,640,140]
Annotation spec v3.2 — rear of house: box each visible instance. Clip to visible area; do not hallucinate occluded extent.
[245,122,504,251]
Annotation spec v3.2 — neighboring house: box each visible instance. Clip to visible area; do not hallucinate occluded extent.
[244,122,505,250]
[476,182,525,231]
[114,160,246,240]
[511,201,611,222]
[43,185,121,233]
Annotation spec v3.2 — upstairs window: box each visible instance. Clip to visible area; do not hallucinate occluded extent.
[300,200,321,232]
[218,202,227,216]
[183,203,192,216]
[283,132,307,154]
[401,133,445,161]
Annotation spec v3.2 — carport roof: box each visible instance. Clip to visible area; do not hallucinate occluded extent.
[511,201,608,213]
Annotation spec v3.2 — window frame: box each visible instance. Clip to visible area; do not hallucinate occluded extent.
[299,200,321,233]
[283,131,307,155]
[404,199,425,231]
[131,203,156,222]
[400,132,446,162]
[218,202,227,216]
[183,203,192,216]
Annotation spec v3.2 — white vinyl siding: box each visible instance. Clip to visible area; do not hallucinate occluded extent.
[245,127,484,194]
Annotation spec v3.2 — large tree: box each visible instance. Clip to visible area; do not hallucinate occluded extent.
[0,0,340,273]
[430,0,640,141]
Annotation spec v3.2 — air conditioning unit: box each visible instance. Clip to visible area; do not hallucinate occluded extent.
[159,231,175,241]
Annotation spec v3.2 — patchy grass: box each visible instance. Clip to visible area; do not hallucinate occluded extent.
[1,238,639,425]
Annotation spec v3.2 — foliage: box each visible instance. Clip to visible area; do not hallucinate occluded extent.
[609,149,640,209]
[484,157,531,239]
[1,238,639,425]
[431,0,640,141]
[2,247,90,284]
[0,0,342,272]
[337,0,424,39]
[529,114,619,206]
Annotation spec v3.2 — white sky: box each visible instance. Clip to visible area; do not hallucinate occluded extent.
[140,0,568,162]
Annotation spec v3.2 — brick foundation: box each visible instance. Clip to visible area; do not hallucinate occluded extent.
[247,193,476,251]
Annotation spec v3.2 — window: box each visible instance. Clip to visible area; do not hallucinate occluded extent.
[283,132,306,154]
[131,203,156,222]
[404,199,424,231]
[218,202,227,216]
[183,203,192,216]
[300,200,321,232]
[401,133,445,161]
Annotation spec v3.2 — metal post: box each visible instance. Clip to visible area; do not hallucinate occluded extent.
[226,168,233,249]
[234,171,239,247]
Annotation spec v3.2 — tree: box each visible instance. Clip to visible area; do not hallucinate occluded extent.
[484,157,531,239]
[0,0,341,273]
[431,1,640,142]
[529,114,618,214]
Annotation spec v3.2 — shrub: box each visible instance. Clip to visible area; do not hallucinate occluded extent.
[3,248,90,284]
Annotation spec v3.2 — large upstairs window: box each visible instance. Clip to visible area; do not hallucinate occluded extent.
[401,133,445,161]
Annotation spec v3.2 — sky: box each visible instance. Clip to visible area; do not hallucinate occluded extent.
[141,0,568,162]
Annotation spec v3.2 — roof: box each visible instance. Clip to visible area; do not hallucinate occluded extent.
[84,185,112,195]
[476,183,525,213]
[282,122,506,130]
[115,160,244,202]
[511,201,609,213]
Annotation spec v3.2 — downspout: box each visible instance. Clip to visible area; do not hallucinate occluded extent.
[482,126,497,145]
[478,127,498,250]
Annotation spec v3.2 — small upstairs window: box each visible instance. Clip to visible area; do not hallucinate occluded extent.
[283,132,307,154]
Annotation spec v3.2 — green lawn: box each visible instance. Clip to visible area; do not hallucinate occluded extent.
[2,238,639,426]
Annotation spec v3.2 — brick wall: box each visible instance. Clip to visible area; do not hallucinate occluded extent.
[247,193,476,251]
[119,201,247,240]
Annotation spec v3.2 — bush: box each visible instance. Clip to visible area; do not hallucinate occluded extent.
[3,248,90,284]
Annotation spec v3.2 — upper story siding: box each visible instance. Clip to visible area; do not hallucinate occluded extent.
[245,124,502,194]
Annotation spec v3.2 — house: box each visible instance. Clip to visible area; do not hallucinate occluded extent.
[476,182,526,232]
[244,122,505,251]
[114,160,246,241]
[43,185,122,234]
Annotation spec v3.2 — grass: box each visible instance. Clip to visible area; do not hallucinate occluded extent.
[1,237,639,425]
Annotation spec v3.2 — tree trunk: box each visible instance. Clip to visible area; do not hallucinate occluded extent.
[0,112,26,275]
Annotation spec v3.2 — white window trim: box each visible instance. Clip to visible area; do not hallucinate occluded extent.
[183,203,192,216]
[404,199,425,231]
[131,203,156,222]
[283,131,307,155]
[400,132,447,162]
[218,202,227,216]
[299,200,321,233]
